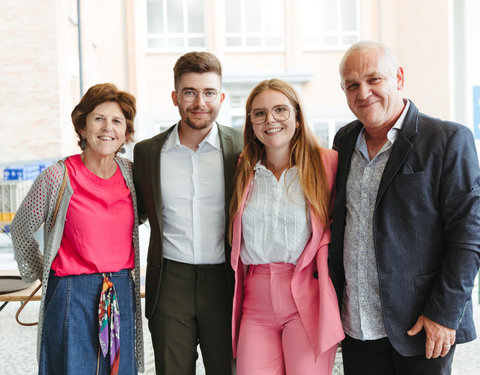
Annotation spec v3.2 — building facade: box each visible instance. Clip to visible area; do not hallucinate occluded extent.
[1,0,478,164]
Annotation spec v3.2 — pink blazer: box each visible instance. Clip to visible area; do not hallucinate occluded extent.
[230,148,344,359]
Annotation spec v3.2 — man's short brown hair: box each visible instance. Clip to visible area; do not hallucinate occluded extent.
[173,52,222,90]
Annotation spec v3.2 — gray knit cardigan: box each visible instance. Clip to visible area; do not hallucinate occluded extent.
[11,156,145,372]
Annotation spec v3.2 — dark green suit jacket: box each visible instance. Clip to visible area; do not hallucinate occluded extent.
[133,123,243,319]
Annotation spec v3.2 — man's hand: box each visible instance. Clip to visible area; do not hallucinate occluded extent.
[407,315,456,359]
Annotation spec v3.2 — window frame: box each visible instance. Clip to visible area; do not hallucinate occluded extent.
[300,0,361,51]
[224,0,285,52]
[145,0,207,53]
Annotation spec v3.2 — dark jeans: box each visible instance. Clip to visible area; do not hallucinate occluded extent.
[148,258,234,375]
[40,269,137,375]
[342,335,455,375]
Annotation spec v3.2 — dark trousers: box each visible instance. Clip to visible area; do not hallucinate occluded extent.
[148,259,234,375]
[342,335,455,375]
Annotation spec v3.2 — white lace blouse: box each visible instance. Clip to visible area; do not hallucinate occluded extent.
[240,162,311,265]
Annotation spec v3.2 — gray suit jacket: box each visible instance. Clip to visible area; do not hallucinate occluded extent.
[329,101,480,356]
[133,123,243,319]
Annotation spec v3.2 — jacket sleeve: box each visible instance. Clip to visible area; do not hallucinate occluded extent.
[133,142,148,225]
[423,125,480,329]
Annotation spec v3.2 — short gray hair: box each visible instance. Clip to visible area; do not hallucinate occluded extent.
[339,40,400,86]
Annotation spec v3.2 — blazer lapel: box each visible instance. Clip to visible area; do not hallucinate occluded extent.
[151,125,176,221]
[334,122,363,210]
[218,125,236,218]
[376,103,418,204]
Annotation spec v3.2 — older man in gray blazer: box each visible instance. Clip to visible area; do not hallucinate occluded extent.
[329,41,480,375]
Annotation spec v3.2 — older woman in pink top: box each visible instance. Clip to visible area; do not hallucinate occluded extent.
[11,83,144,374]
[228,79,344,375]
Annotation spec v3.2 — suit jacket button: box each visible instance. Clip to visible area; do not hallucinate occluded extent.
[313,271,318,279]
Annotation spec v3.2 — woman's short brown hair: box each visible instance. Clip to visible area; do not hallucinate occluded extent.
[71,83,136,147]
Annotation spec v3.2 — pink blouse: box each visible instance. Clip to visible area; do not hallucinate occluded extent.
[51,154,135,276]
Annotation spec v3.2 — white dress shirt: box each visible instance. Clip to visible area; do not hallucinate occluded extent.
[160,122,226,264]
[240,163,311,265]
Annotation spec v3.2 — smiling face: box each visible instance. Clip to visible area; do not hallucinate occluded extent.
[341,46,405,133]
[172,72,225,132]
[250,89,298,155]
[80,101,127,159]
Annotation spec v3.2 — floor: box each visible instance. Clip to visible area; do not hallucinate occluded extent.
[1,237,479,374]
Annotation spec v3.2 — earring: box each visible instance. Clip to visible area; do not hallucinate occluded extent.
[80,138,87,150]
[118,145,126,154]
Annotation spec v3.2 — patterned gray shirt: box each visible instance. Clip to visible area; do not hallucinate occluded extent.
[341,101,409,340]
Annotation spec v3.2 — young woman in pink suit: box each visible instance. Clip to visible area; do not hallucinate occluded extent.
[229,79,344,375]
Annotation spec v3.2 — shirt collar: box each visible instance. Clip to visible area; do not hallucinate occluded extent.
[253,161,298,177]
[355,99,410,157]
[163,121,221,152]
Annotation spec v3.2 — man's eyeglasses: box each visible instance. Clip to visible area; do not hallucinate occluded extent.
[180,89,218,103]
[249,105,294,125]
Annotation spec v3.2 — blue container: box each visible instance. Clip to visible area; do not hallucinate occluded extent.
[3,164,43,180]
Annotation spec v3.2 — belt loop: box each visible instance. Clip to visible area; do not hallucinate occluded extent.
[248,265,254,276]
[163,258,169,272]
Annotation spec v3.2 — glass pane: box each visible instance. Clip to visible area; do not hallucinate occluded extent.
[313,122,329,147]
[167,0,184,33]
[187,0,205,32]
[245,0,261,32]
[341,34,357,45]
[266,36,283,46]
[335,120,348,132]
[302,35,318,47]
[232,116,245,128]
[265,0,284,34]
[168,37,185,47]
[147,1,164,33]
[188,37,205,47]
[322,35,338,45]
[341,0,357,30]
[226,37,242,46]
[320,0,337,31]
[246,36,262,46]
[148,37,164,48]
[225,0,242,32]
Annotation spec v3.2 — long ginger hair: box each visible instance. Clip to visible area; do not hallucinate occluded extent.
[229,79,330,242]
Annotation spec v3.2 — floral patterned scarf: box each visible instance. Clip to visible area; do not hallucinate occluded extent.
[98,276,120,375]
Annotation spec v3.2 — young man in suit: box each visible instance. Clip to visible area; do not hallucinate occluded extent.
[329,40,480,374]
[133,52,243,375]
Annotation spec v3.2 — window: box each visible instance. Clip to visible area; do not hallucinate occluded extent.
[301,0,359,50]
[225,0,284,50]
[146,0,205,51]
[312,119,351,147]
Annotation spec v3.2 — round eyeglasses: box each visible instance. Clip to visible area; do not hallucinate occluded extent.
[249,105,294,125]
[180,89,218,103]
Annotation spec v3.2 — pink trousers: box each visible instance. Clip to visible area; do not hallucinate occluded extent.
[237,263,337,375]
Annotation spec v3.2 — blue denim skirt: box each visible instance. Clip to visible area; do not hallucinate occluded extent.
[39,269,137,375]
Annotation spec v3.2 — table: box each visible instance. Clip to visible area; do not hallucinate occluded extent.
[0,269,146,313]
